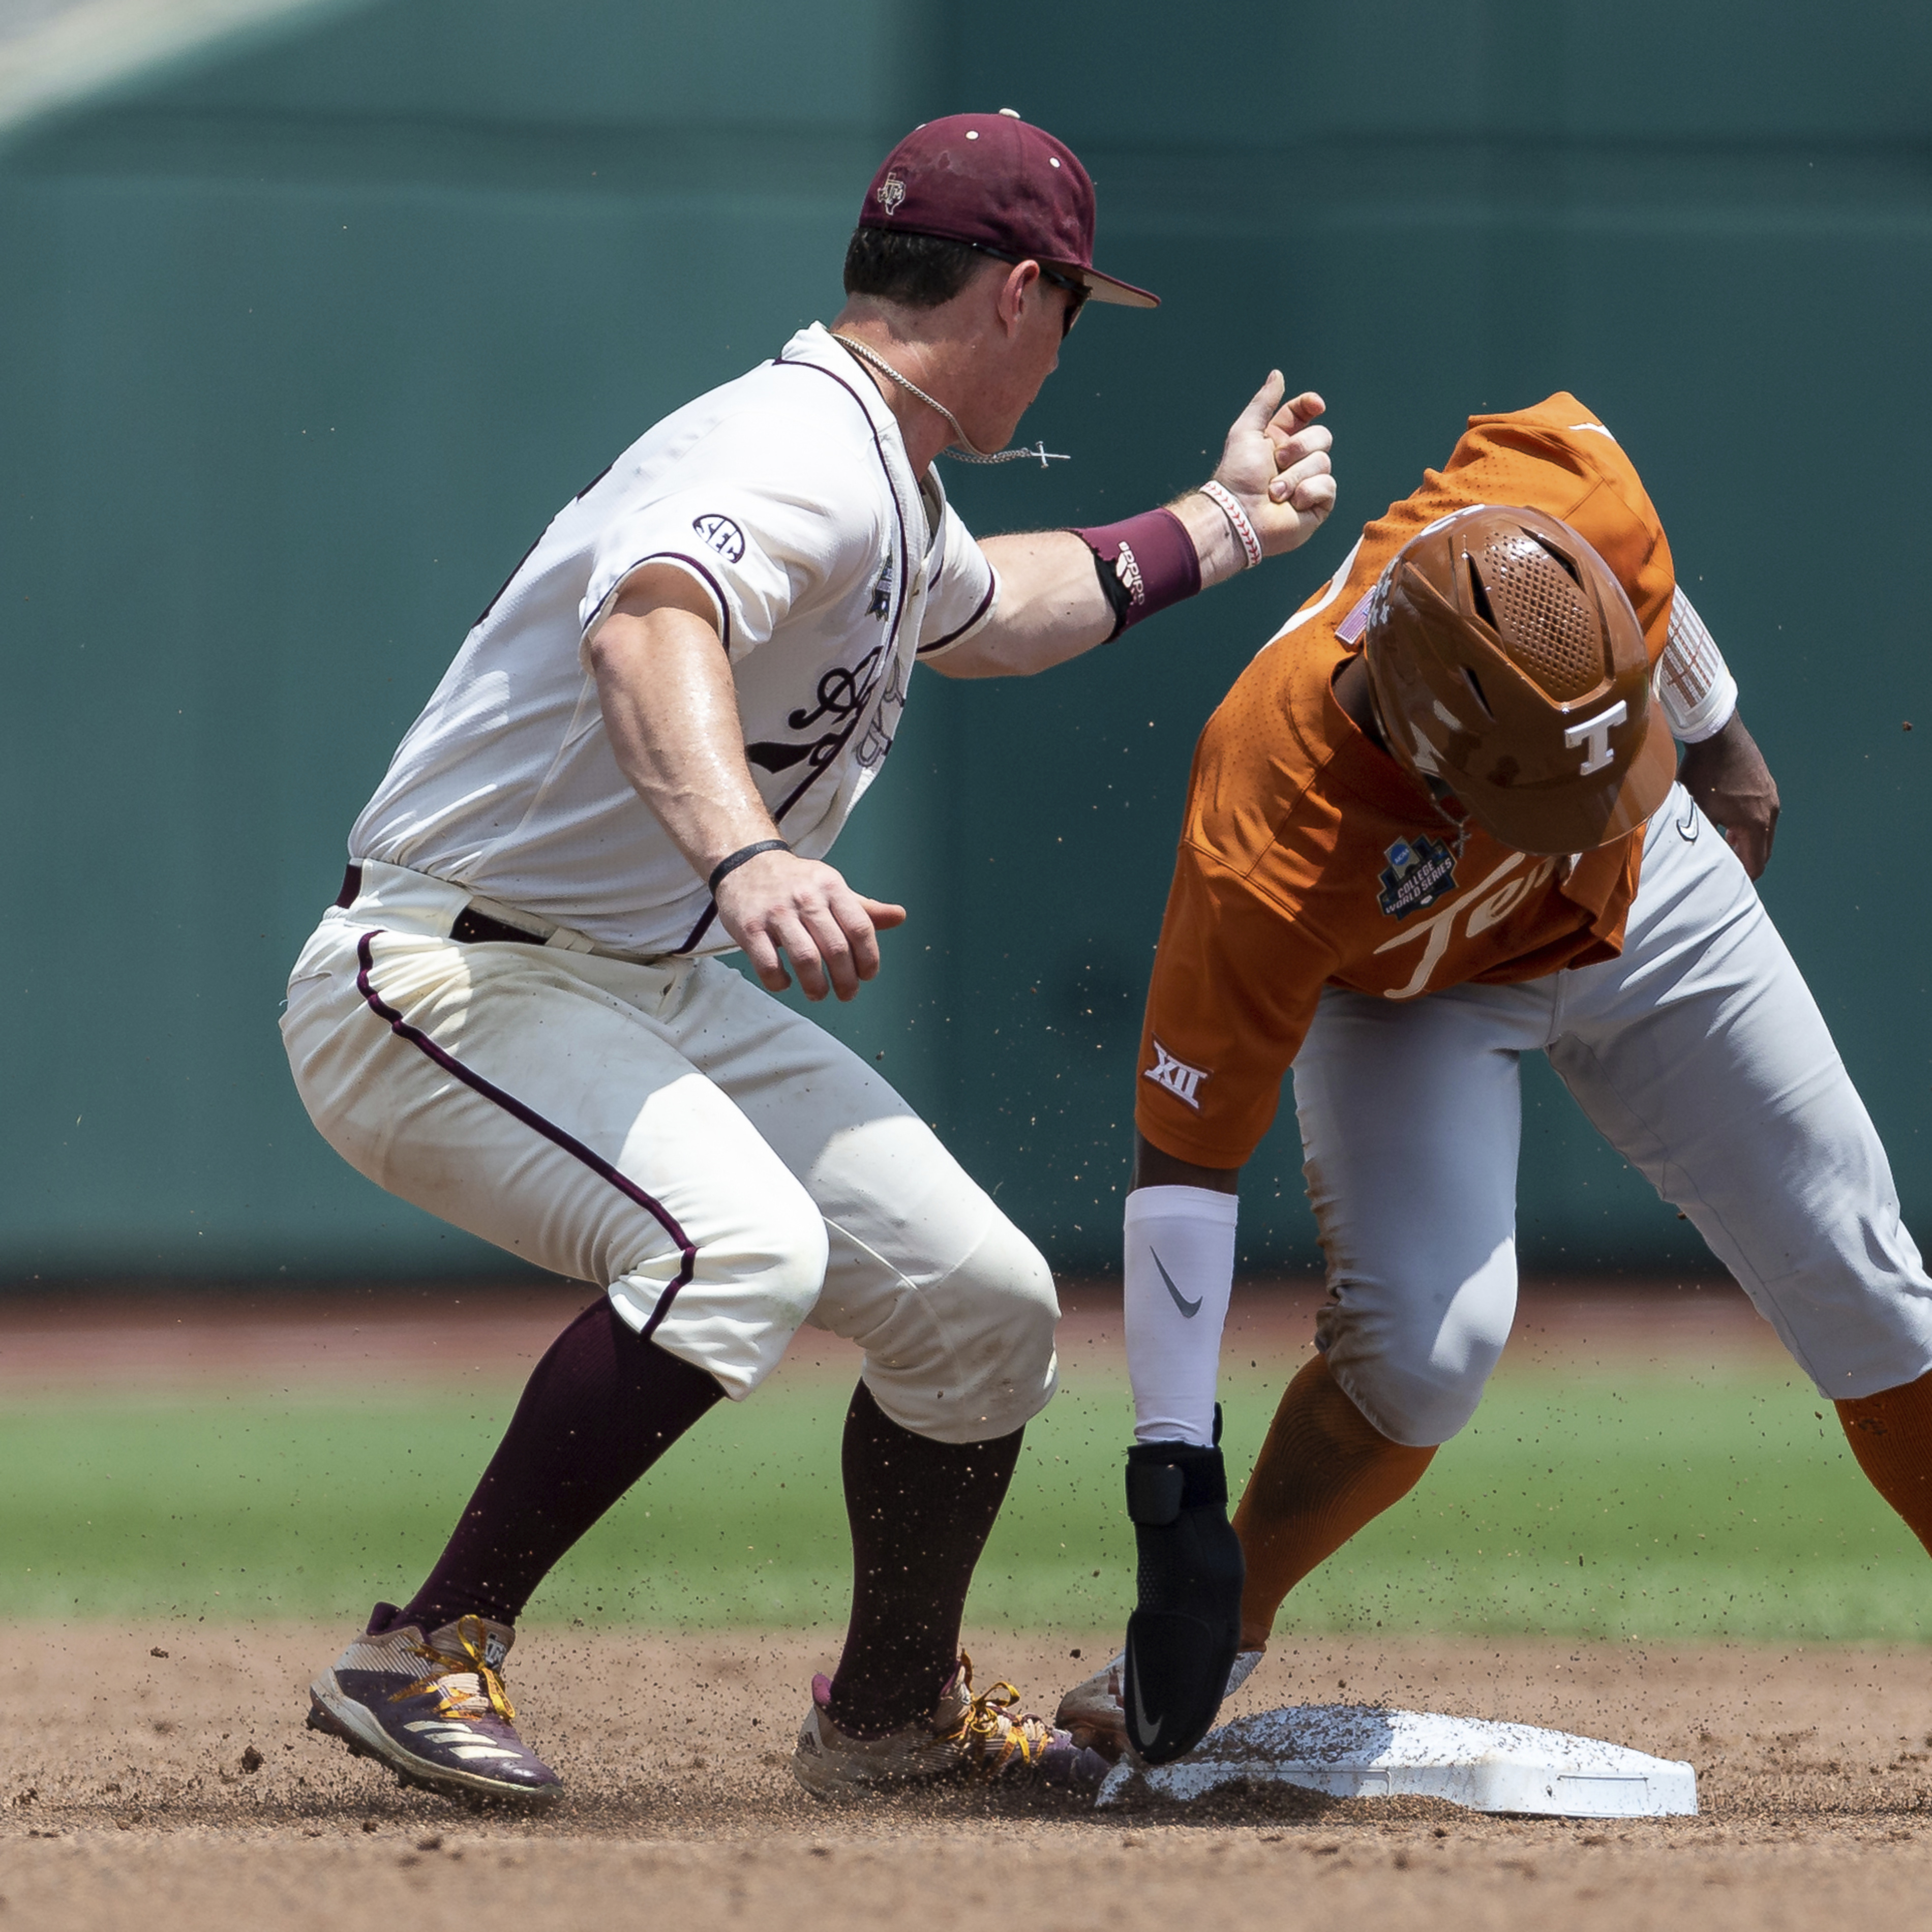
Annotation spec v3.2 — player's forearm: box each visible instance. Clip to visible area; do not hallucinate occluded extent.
[939,531,1113,677]
[941,502,1255,680]
[1677,709,1779,879]
[588,605,782,876]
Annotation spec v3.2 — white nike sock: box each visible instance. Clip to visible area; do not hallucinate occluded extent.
[1124,1185,1238,1446]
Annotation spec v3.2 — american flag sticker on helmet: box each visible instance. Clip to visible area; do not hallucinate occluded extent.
[1335,588,1375,646]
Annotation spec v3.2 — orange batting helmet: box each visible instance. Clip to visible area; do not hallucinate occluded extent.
[1362,504,1675,855]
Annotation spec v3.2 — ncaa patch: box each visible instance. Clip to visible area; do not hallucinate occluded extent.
[692,512,746,563]
[1378,834,1458,920]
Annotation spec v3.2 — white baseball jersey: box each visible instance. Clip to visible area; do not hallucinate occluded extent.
[348,323,1000,957]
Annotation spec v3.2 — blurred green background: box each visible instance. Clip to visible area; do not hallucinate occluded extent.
[3,0,1931,1280]
[6,1357,1924,1643]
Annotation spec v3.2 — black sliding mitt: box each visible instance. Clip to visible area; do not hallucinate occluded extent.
[1120,1433,1244,1765]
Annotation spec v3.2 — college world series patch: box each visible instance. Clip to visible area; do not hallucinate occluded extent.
[1377,835,1459,919]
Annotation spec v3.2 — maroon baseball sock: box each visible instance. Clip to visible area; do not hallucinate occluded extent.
[825,1381,1024,1738]
[396,1296,722,1633]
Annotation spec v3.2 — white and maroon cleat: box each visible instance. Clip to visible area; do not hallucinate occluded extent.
[792,1653,1109,1798]
[307,1604,561,1802]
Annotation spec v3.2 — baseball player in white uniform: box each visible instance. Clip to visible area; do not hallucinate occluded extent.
[1055,399,1932,1765]
[284,110,1336,1802]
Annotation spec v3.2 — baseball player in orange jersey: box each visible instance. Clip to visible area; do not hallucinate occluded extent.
[282,110,1335,1804]
[1059,395,1932,1764]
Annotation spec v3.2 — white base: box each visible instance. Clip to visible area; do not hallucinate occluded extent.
[1095,1704,1697,1818]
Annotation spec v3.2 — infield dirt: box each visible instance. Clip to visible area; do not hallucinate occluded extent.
[4,1278,1919,1929]
[7,1620,1932,1932]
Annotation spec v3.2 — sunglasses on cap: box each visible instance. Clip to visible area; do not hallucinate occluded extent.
[971,246,1090,334]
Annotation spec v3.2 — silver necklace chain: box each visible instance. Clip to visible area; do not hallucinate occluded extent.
[831,334,1068,468]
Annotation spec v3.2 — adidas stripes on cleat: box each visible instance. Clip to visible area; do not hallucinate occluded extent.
[306,1604,561,1802]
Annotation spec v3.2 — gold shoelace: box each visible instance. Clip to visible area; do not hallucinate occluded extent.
[941,1652,1053,1773]
[387,1613,517,1724]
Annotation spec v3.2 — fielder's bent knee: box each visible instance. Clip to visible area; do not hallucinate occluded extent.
[860,1212,1061,1445]
[1315,1240,1517,1448]
[613,1173,829,1403]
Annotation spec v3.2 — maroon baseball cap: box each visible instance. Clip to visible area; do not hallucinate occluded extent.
[858,110,1158,309]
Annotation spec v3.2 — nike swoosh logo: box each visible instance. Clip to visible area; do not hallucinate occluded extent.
[1151,1247,1202,1318]
[1126,1651,1164,1752]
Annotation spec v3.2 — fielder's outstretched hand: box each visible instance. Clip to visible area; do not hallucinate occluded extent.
[1213,374,1336,557]
[1678,711,1780,879]
[715,849,906,1002]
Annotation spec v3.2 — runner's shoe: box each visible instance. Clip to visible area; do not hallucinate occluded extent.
[306,1603,561,1802]
[792,1653,1109,1798]
[1055,1645,1264,1760]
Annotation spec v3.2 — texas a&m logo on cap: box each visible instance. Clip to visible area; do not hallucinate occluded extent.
[1143,1039,1209,1110]
[876,173,907,217]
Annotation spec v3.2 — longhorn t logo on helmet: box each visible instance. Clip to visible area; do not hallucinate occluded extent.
[1563,699,1629,775]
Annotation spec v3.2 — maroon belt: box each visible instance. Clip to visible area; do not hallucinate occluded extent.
[335,864,550,948]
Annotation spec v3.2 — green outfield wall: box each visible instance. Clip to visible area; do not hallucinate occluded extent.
[2,0,1928,1278]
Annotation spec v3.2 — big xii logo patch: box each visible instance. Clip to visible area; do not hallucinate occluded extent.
[1377,834,1459,920]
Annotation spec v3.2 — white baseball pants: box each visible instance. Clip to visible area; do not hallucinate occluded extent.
[281,860,1059,1442]
[1292,782,1932,1446]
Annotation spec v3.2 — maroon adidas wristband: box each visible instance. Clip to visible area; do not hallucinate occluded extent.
[1071,506,1203,641]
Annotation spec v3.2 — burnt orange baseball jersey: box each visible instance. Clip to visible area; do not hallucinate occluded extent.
[1137,395,1677,1169]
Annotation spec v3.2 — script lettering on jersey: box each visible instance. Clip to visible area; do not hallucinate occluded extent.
[745,638,909,783]
[1143,1040,1210,1110]
[746,646,883,776]
[1370,850,1559,1000]
[855,647,909,769]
